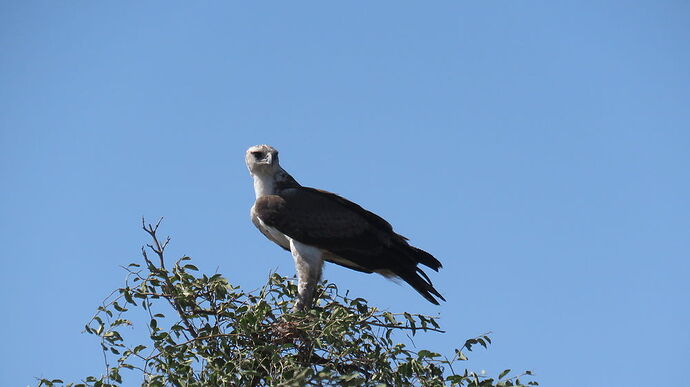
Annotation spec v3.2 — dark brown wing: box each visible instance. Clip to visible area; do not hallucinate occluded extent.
[254,187,445,304]
[255,188,392,250]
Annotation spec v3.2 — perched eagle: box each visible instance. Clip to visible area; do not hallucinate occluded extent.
[246,144,444,310]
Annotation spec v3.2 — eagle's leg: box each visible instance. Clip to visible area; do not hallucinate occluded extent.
[288,239,324,311]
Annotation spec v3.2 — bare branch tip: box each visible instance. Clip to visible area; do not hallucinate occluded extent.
[154,217,164,231]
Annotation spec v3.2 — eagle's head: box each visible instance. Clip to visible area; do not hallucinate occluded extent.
[245,144,280,175]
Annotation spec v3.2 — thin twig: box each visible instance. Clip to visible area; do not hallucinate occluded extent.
[141,217,198,338]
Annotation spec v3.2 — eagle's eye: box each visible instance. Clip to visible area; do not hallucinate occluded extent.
[251,151,265,160]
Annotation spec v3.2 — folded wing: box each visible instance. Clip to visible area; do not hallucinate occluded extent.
[254,187,445,304]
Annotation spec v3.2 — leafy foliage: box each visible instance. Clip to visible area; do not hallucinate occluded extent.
[39,219,536,386]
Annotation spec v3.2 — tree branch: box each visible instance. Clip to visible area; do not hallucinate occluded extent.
[141,217,198,338]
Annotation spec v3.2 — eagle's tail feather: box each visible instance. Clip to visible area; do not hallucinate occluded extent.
[329,243,445,304]
[395,267,445,305]
[411,247,443,271]
[390,242,442,271]
[384,243,445,304]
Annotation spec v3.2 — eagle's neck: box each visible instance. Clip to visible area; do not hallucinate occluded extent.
[253,167,300,198]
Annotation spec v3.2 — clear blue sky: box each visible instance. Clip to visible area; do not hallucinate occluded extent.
[1,2,688,386]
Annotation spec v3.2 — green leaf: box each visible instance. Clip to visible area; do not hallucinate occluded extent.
[112,302,128,312]
[384,312,396,324]
[403,312,415,324]
[110,367,122,383]
[123,289,136,305]
[499,369,511,379]
[464,338,476,351]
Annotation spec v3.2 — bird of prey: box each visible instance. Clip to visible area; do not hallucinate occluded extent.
[246,144,444,310]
